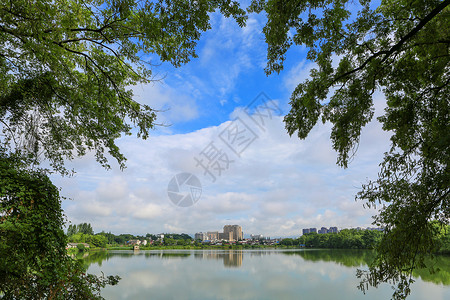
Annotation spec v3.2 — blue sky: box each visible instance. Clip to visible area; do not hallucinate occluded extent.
[54,7,392,238]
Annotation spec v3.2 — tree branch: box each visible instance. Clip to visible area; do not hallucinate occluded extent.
[331,0,450,85]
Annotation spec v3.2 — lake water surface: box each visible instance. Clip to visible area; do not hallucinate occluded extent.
[84,249,450,299]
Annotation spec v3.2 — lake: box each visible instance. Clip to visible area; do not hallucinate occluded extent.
[84,249,450,299]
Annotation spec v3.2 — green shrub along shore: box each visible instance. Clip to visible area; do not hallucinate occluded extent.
[67,223,450,255]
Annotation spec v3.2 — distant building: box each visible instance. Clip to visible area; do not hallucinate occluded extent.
[318,227,328,234]
[366,227,384,232]
[155,234,164,243]
[250,234,265,240]
[66,243,90,249]
[223,225,243,241]
[207,231,219,241]
[195,232,207,241]
[302,228,318,234]
[127,239,141,245]
[328,227,338,233]
[218,231,233,241]
[304,227,338,234]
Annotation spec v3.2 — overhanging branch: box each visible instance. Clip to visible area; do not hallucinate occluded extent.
[331,0,450,85]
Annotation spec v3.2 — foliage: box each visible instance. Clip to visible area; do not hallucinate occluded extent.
[431,222,450,254]
[67,223,108,248]
[146,233,159,240]
[0,0,247,174]
[162,237,191,246]
[278,229,383,249]
[98,231,120,244]
[163,237,177,246]
[77,231,192,247]
[251,0,449,298]
[163,233,193,240]
[77,243,87,252]
[69,233,108,248]
[0,154,119,299]
[280,238,294,246]
[296,229,383,249]
[68,223,94,236]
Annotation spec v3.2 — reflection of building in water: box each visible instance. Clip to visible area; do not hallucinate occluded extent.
[202,250,220,260]
[223,251,243,267]
[196,250,243,267]
[223,225,243,241]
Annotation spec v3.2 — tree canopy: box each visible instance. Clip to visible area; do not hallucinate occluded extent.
[251,0,449,298]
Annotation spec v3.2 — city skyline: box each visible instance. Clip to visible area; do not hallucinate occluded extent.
[195,225,243,241]
[69,222,383,239]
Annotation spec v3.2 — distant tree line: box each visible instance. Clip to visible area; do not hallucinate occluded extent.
[160,233,193,240]
[280,224,450,253]
[66,225,194,248]
[295,229,383,249]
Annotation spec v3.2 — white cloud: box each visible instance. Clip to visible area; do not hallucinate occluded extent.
[133,82,199,127]
[284,60,317,92]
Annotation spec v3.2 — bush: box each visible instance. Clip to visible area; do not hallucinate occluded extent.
[77,243,86,252]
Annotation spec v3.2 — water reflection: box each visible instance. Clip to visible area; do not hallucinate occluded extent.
[283,249,450,285]
[83,249,450,300]
[82,249,245,267]
[81,249,450,284]
[194,250,243,267]
[282,249,377,267]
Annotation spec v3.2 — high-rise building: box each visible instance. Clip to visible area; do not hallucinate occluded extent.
[302,228,310,235]
[318,227,328,234]
[223,225,242,241]
[218,231,233,241]
[329,227,338,233]
[309,228,317,233]
[207,231,219,241]
[195,232,207,241]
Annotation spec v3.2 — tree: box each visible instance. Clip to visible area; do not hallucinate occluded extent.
[77,223,94,235]
[0,153,119,298]
[0,0,246,174]
[67,224,77,236]
[163,237,176,246]
[87,235,108,248]
[98,231,117,245]
[77,243,87,252]
[251,0,449,298]
[281,238,293,246]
